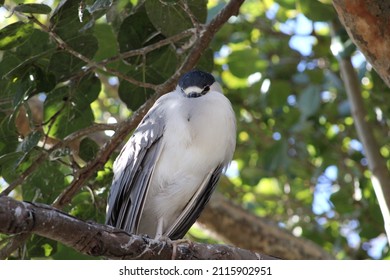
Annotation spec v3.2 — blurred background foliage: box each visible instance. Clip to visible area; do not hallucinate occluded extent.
[0,0,389,259]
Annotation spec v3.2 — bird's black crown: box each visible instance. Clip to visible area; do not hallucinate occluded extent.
[179,70,215,90]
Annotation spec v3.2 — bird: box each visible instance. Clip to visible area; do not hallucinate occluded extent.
[106,69,236,240]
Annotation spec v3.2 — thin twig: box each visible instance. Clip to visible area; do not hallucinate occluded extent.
[1,152,48,197]
[63,123,117,143]
[98,29,195,65]
[28,16,157,90]
[179,0,201,31]
[0,123,117,196]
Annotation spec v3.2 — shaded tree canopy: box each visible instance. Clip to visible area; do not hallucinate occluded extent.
[0,0,389,259]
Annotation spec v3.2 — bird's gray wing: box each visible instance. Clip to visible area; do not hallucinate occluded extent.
[105,104,165,234]
[166,165,224,240]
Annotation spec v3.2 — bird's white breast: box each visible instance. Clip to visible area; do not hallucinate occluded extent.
[138,89,236,236]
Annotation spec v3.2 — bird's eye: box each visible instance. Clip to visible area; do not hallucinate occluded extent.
[202,86,210,93]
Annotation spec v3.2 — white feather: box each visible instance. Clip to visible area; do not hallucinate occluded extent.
[137,83,236,237]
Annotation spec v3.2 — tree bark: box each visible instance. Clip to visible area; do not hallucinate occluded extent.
[199,193,334,260]
[0,196,276,260]
[332,0,390,87]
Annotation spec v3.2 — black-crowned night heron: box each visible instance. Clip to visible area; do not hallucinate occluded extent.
[106,70,236,240]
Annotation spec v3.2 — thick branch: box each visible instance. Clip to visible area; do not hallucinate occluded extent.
[198,193,334,260]
[333,0,390,87]
[0,196,275,260]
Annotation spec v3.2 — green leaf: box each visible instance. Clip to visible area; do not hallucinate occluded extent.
[330,190,355,214]
[0,151,24,171]
[255,178,282,196]
[228,49,267,78]
[117,5,163,65]
[22,160,68,203]
[297,0,336,22]
[48,34,98,81]
[0,22,34,50]
[278,0,296,9]
[14,3,52,14]
[44,105,93,140]
[50,0,93,39]
[16,29,54,59]
[148,45,177,78]
[262,140,289,173]
[0,113,18,156]
[0,150,30,183]
[145,0,207,37]
[34,67,56,93]
[118,66,156,111]
[78,137,99,162]
[196,48,214,73]
[26,236,58,258]
[93,24,118,62]
[69,191,96,219]
[267,79,291,107]
[73,75,101,107]
[18,130,42,153]
[0,52,21,80]
[43,75,99,139]
[0,29,56,81]
[118,46,177,110]
[297,85,322,118]
[12,74,34,108]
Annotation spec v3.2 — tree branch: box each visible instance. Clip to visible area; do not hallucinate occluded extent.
[198,193,334,260]
[28,15,157,90]
[0,196,275,260]
[337,56,390,245]
[98,29,195,66]
[330,20,390,245]
[332,0,390,87]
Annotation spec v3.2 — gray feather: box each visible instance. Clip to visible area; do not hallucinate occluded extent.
[105,102,165,233]
[166,165,224,239]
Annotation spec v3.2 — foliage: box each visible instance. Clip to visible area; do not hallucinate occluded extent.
[0,0,389,259]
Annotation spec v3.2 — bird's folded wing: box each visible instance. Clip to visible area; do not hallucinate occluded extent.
[105,104,165,234]
[166,165,224,240]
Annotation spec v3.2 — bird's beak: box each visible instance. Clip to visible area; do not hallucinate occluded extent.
[181,86,203,98]
[188,92,201,98]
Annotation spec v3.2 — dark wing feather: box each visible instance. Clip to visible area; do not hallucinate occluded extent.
[166,165,224,240]
[105,106,165,234]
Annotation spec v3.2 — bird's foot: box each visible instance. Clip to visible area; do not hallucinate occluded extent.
[169,238,193,260]
[156,236,171,255]
[154,236,193,259]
